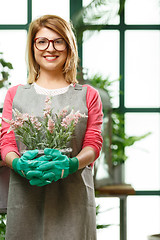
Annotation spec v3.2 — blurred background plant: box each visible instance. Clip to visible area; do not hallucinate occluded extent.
[71,0,151,169]
[0,53,13,239]
[72,0,125,44]
[96,204,118,229]
[89,73,151,166]
[78,69,151,167]
[0,52,13,89]
[0,51,13,160]
[0,214,6,240]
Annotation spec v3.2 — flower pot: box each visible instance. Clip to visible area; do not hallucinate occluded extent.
[94,161,125,188]
[20,148,72,157]
[112,164,125,184]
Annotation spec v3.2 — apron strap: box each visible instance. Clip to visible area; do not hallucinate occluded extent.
[74,84,82,91]
[23,84,83,91]
[23,84,32,89]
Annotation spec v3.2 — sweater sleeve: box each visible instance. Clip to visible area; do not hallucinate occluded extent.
[0,85,21,161]
[82,84,103,161]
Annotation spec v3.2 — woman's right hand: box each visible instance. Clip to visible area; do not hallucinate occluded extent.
[12,150,52,186]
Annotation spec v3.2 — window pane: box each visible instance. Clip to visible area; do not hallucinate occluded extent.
[83,30,120,107]
[0,30,27,107]
[0,0,27,24]
[83,0,120,25]
[125,0,160,24]
[127,197,160,240]
[32,0,70,21]
[125,113,160,190]
[125,30,160,108]
[96,197,120,240]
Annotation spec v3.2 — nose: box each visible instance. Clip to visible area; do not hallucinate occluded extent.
[47,40,56,51]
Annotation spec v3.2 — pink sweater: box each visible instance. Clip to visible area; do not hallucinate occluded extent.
[0,84,103,165]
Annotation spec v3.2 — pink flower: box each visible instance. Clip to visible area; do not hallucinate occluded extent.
[35,122,41,130]
[21,113,30,121]
[12,109,29,122]
[61,110,87,128]
[45,96,52,104]
[58,106,69,118]
[44,96,52,118]
[30,116,41,130]
[43,106,51,118]
[2,118,23,133]
[47,117,55,133]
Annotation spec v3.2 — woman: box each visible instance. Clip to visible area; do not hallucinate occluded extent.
[0,15,103,240]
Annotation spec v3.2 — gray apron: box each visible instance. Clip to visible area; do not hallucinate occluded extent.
[5,84,97,240]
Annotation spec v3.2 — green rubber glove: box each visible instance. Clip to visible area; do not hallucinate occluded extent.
[12,150,52,181]
[44,148,79,174]
[38,148,79,182]
[12,150,39,178]
[29,178,52,187]
[24,154,53,178]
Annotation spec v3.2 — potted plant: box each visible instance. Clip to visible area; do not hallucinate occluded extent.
[89,74,151,186]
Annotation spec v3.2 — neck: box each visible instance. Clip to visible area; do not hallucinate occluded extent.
[36,70,69,89]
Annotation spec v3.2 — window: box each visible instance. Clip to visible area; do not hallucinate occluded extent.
[81,0,160,239]
[0,0,69,109]
[0,0,160,239]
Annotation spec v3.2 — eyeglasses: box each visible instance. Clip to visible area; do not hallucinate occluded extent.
[34,37,67,51]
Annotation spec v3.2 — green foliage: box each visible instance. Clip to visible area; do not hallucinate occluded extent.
[0,214,6,240]
[89,74,151,165]
[111,113,151,165]
[0,52,13,89]
[88,73,113,90]
[96,204,112,229]
[88,73,120,106]
[0,53,12,237]
[97,223,112,229]
[96,204,118,229]
[72,0,126,44]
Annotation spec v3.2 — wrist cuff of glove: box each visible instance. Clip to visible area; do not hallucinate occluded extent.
[69,157,79,174]
[12,158,19,172]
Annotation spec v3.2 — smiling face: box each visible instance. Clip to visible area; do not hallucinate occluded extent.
[34,27,68,75]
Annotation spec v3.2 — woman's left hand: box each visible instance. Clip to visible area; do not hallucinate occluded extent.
[36,148,79,182]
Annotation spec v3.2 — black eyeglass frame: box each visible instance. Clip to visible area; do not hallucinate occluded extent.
[34,37,67,52]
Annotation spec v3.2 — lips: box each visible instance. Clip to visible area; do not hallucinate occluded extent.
[44,55,59,61]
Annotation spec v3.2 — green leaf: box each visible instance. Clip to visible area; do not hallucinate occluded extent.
[5,62,13,69]
[97,224,112,229]
[0,214,6,239]
[1,71,9,80]
[0,58,13,69]
[124,133,152,147]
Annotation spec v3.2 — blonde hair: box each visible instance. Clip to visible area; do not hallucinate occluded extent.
[26,15,79,84]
